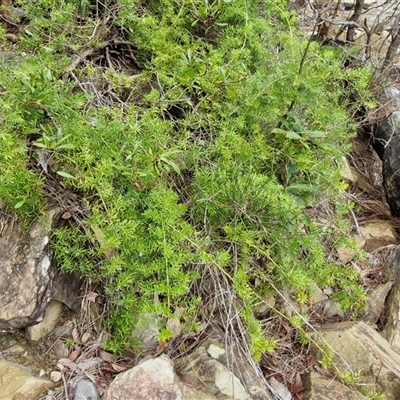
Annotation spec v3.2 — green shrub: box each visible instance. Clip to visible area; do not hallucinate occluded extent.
[0,0,370,356]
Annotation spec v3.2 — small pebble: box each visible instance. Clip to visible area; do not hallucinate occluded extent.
[4,344,25,355]
[50,371,62,382]
[53,325,72,339]
[74,379,100,400]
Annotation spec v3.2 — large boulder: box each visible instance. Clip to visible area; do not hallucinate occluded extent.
[373,86,400,217]
[302,372,367,400]
[105,355,216,400]
[0,359,55,400]
[382,245,400,351]
[174,334,272,400]
[0,206,83,332]
[312,321,400,398]
[0,207,60,331]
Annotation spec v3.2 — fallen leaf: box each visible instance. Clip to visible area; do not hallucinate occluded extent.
[85,292,99,303]
[288,372,303,394]
[176,371,203,390]
[269,377,292,400]
[91,225,115,260]
[61,210,72,219]
[69,349,81,362]
[72,328,80,343]
[111,363,129,373]
[57,358,77,370]
[99,350,115,363]
[156,340,168,352]
[306,354,316,369]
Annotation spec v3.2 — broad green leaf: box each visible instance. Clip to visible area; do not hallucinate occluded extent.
[14,200,25,209]
[58,143,76,150]
[285,131,302,140]
[57,171,75,179]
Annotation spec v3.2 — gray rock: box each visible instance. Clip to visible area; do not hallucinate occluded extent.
[131,313,162,352]
[312,321,400,398]
[364,281,393,324]
[174,333,273,400]
[0,359,55,399]
[27,300,64,341]
[381,246,400,351]
[0,207,61,331]
[106,355,216,400]
[74,379,100,400]
[53,269,83,311]
[373,85,400,217]
[359,221,397,252]
[53,325,73,339]
[302,372,367,399]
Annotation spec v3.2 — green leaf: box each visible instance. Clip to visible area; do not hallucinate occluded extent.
[57,171,75,179]
[58,143,76,150]
[285,131,302,140]
[14,200,25,209]
[33,142,48,148]
[303,130,326,138]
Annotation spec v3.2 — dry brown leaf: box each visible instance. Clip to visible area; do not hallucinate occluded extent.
[57,358,77,370]
[156,340,168,352]
[61,210,72,219]
[91,225,115,260]
[84,291,99,303]
[72,327,80,343]
[99,350,115,363]
[288,372,303,394]
[69,349,81,362]
[111,363,129,373]
[176,371,203,390]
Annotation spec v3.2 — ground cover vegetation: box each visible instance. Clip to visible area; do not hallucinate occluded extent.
[0,0,372,365]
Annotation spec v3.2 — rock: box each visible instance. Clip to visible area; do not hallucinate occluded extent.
[49,371,62,383]
[340,157,357,183]
[174,333,272,400]
[3,344,25,356]
[74,379,100,400]
[0,207,61,331]
[373,86,400,217]
[313,321,400,398]
[268,377,291,400]
[382,281,400,352]
[313,0,375,10]
[0,359,55,400]
[53,324,73,339]
[359,221,397,252]
[309,283,328,305]
[52,339,70,359]
[27,300,64,341]
[105,355,217,400]
[302,372,367,399]
[130,314,162,352]
[324,300,344,318]
[76,357,103,372]
[254,294,276,318]
[381,246,400,350]
[364,281,393,324]
[337,235,366,265]
[53,269,83,311]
